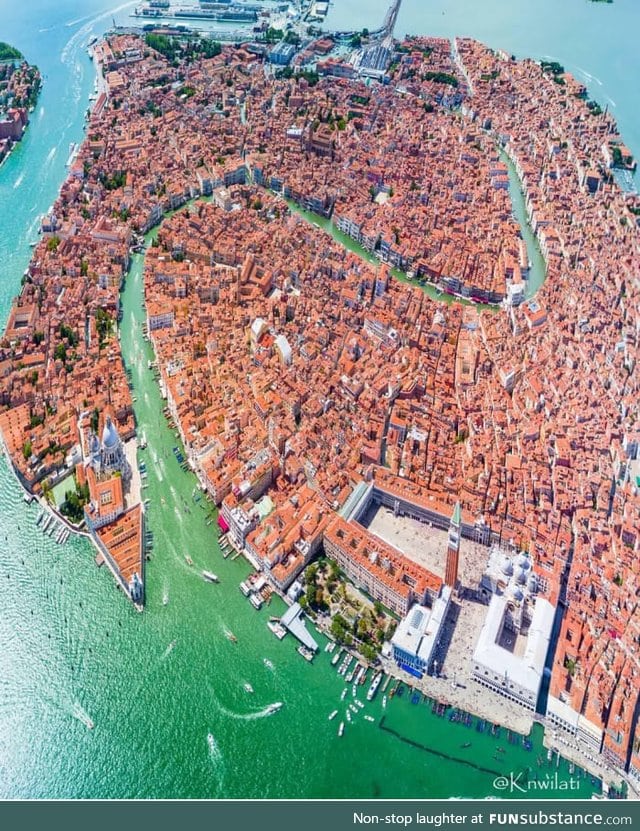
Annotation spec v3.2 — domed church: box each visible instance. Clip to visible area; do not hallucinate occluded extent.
[88,411,131,484]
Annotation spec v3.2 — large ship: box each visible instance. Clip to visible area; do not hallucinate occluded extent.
[134,2,258,21]
[65,142,79,167]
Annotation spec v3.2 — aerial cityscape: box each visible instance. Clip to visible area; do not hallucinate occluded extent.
[0,0,638,802]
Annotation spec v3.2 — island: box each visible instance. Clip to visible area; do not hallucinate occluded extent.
[0,42,41,164]
[0,15,638,798]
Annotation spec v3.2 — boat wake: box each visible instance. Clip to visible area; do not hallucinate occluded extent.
[214,700,283,721]
[574,65,603,87]
[45,147,57,164]
[207,732,222,763]
[71,700,94,730]
[13,172,24,189]
[161,639,177,659]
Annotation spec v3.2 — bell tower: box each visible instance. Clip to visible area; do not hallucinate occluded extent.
[445,502,461,590]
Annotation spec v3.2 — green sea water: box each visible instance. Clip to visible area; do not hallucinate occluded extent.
[0,0,634,799]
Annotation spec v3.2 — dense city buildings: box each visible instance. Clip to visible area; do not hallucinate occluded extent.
[0,45,41,164]
[0,27,638,788]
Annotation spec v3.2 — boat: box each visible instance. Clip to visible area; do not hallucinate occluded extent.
[346,710,352,722]
[162,591,169,606]
[364,715,375,722]
[265,702,283,715]
[297,645,314,662]
[355,700,364,710]
[202,570,219,583]
[382,695,387,709]
[461,742,472,749]
[65,142,77,167]
[349,703,358,714]
[328,710,338,721]
[340,688,347,701]
[239,580,252,596]
[338,721,344,737]
[367,671,382,701]
[263,658,274,670]
[267,620,287,639]
[184,554,193,565]
[249,593,263,610]
[331,650,342,666]
[243,683,254,694]
[224,628,237,643]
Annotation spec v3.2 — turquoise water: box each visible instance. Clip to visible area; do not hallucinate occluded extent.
[0,0,634,798]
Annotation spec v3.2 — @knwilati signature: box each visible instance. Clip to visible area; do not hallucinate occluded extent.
[493,772,582,794]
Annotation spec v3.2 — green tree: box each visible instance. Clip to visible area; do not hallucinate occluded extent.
[95,308,114,346]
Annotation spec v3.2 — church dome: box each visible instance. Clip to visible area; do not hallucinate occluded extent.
[500,556,513,576]
[102,416,120,451]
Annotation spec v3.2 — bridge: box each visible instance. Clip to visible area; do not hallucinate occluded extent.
[382,0,402,39]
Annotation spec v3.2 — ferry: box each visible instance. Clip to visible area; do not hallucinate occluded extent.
[202,570,219,583]
[249,593,263,610]
[243,683,254,694]
[328,710,338,721]
[65,142,78,167]
[239,580,252,596]
[267,620,286,639]
[297,645,314,662]
[338,721,344,737]
[366,671,383,701]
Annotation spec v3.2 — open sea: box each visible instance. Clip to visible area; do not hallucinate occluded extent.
[0,0,636,798]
